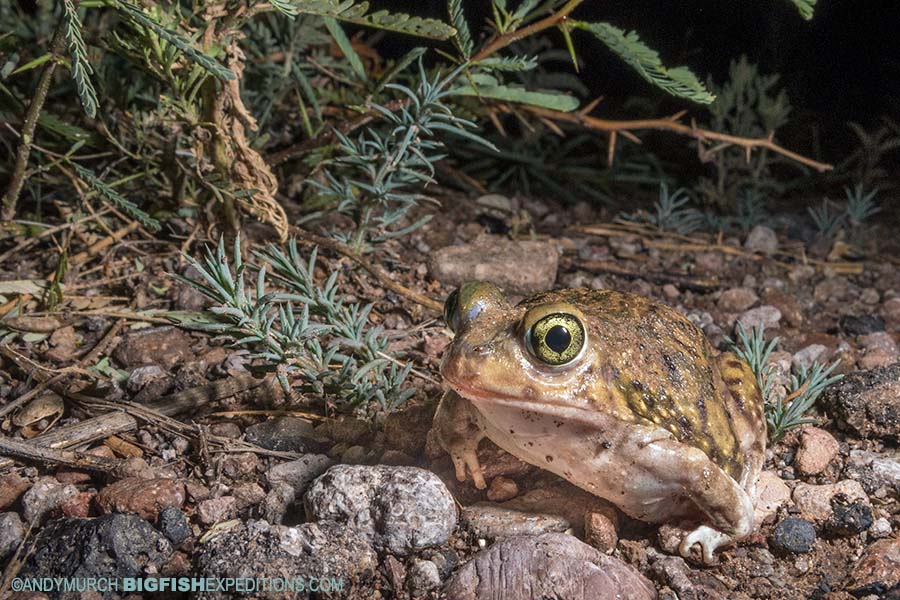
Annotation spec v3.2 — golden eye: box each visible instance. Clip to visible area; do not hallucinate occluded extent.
[527,313,585,366]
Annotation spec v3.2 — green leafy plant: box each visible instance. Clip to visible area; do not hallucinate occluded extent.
[807,199,846,239]
[622,183,704,234]
[844,183,881,226]
[174,236,414,412]
[696,56,793,208]
[727,322,843,443]
[305,61,496,251]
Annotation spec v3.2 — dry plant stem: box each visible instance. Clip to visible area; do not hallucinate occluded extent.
[1,16,70,221]
[69,221,142,265]
[574,258,719,292]
[471,0,585,63]
[0,435,122,474]
[0,375,268,470]
[290,226,444,312]
[506,105,833,173]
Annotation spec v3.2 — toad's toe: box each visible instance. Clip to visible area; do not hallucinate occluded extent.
[678,525,732,565]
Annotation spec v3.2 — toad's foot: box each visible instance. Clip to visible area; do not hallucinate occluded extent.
[679,525,733,565]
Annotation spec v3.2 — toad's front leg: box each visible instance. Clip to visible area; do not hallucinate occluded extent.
[431,390,488,489]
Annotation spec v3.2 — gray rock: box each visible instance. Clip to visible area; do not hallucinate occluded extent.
[267,454,334,495]
[19,514,172,585]
[444,532,656,600]
[195,520,376,600]
[407,559,442,595]
[461,503,570,539]
[771,518,815,554]
[649,553,727,600]
[845,450,900,494]
[792,344,827,372]
[429,236,559,294]
[305,465,457,556]
[22,476,78,524]
[245,417,328,453]
[0,512,24,559]
[158,506,191,545]
[262,482,296,525]
[745,225,778,254]
[736,305,782,331]
[822,363,900,441]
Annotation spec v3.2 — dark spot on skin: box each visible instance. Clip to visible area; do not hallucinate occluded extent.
[545,455,553,463]
[564,471,572,478]
[522,386,535,399]
[631,380,644,391]
[602,441,612,449]
[678,415,694,435]
[724,378,742,387]
[509,429,515,434]
[728,359,743,370]
[526,442,534,447]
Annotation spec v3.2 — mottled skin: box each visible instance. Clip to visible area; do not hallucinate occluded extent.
[433,282,766,563]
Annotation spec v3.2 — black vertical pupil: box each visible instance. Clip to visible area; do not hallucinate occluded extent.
[545,325,571,353]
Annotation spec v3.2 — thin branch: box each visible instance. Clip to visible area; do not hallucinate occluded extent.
[1,15,70,220]
[471,0,585,63]
[502,104,833,172]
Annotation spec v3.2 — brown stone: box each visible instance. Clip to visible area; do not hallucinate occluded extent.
[0,473,30,510]
[584,510,618,554]
[795,426,840,476]
[792,480,869,524]
[486,476,519,502]
[429,236,559,294]
[754,470,791,526]
[849,537,900,590]
[112,326,193,369]
[96,477,185,521]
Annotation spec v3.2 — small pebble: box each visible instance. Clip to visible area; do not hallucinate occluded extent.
[158,507,191,545]
[825,495,873,536]
[771,518,815,554]
[870,517,892,539]
[486,476,519,502]
[406,559,442,595]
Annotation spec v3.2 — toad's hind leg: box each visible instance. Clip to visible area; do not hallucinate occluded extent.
[633,432,755,564]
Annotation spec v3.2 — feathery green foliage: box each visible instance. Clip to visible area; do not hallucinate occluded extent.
[175,236,414,411]
[574,21,715,104]
[788,0,817,20]
[727,322,843,443]
[71,163,161,232]
[114,1,235,81]
[62,0,98,118]
[290,0,456,40]
[307,61,496,251]
[448,0,473,58]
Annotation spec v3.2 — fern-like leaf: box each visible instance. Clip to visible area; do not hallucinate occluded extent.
[270,0,300,18]
[448,0,473,58]
[450,73,579,111]
[71,163,161,232]
[292,0,455,40]
[787,0,816,20]
[474,56,538,72]
[114,1,235,81]
[62,0,99,118]
[575,21,715,104]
